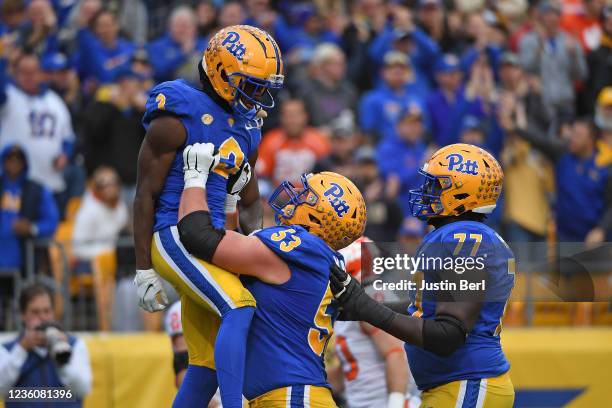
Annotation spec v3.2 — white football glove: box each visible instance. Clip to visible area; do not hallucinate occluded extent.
[183,142,220,189]
[134,269,168,312]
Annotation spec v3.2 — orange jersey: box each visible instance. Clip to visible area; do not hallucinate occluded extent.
[256,128,331,185]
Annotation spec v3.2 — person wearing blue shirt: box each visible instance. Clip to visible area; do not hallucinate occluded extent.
[146,6,208,83]
[360,51,429,140]
[75,8,134,85]
[0,145,59,271]
[426,54,485,147]
[376,105,429,217]
[515,118,612,242]
[368,9,440,88]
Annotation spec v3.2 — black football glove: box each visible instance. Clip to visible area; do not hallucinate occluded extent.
[329,263,395,330]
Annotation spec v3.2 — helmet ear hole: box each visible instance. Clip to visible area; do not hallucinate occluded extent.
[454,193,469,200]
[308,213,322,226]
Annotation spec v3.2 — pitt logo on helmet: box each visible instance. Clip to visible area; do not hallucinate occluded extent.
[221,31,246,60]
[324,183,350,217]
[447,153,479,175]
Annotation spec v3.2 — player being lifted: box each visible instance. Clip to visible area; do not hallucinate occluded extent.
[133,25,283,408]
[331,144,516,407]
[176,142,366,407]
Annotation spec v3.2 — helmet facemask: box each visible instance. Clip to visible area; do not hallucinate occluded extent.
[269,174,318,226]
[228,72,284,119]
[408,168,452,219]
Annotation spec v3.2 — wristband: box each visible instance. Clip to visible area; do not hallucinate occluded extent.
[184,172,208,190]
[225,193,239,213]
[387,392,405,408]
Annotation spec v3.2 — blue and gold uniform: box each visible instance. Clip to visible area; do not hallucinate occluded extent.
[406,220,515,407]
[242,225,341,407]
[144,78,260,367]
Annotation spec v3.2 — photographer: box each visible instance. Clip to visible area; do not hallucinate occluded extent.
[0,284,92,406]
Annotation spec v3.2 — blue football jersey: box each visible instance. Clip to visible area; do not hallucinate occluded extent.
[241,225,342,400]
[142,79,261,230]
[405,220,515,390]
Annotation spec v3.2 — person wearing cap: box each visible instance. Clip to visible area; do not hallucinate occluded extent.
[313,114,359,176]
[585,5,612,114]
[376,104,429,218]
[497,51,551,133]
[0,52,75,210]
[41,52,81,113]
[360,50,429,141]
[354,145,404,242]
[518,0,587,119]
[368,5,440,86]
[146,6,207,84]
[426,53,485,146]
[0,144,59,273]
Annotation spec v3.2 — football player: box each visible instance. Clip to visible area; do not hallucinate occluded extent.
[332,237,419,408]
[330,144,516,407]
[176,142,366,407]
[133,25,283,408]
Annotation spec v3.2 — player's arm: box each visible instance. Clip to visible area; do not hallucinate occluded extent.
[364,322,409,407]
[177,144,290,284]
[133,116,185,311]
[330,265,478,357]
[238,152,263,234]
[134,116,186,269]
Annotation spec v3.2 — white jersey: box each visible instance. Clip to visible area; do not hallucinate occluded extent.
[334,320,388,408]
[0,84,74,192]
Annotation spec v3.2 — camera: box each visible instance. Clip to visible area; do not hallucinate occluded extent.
[37,322,72,365]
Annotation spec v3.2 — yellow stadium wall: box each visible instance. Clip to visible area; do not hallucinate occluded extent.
[1,328,610,408]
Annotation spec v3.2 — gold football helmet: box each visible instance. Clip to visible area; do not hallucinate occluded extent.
[269,172,367,251]
[409,143,503,218]
[203,25,284,112]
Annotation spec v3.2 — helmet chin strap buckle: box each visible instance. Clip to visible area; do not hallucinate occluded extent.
[283,206,295,217]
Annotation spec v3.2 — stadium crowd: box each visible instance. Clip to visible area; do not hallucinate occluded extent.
[0,0,610,331]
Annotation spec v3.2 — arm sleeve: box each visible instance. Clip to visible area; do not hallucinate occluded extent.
[359,93,378,135]
[58,338,92,398]
[0,344,28,395]
[147,40,187,81]
[34,188,60,238]
[515,127,566,161]
[518,34,540,74]
[410,28,440,75]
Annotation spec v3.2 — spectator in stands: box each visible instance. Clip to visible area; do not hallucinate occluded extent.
[75,7,134,86]
[72,166,128,331]
[218,1,245,29]
[313,115,359,176]
[0,0,27,34]
[416,0,459,54]
[497,52,552,134]
[0,145,59,273]
[560,0,605,52]
[368,5,440,86]
[355,146,403,242]
[516,118,611,243]
[359,51,428,141]
[195,0,218,38]
[147,6,206,84]
[81,68,146,206]
[518,1,587,119]
[257,99,331,186]
[41,52,82,119]
[376,105,429,217]
[0,53,75,212]
[14,0,58,58]
[297,43,357,127]
[0,283,92,404]
[595,87,612,168]
[426,53,484,146]
[585,5,612,114]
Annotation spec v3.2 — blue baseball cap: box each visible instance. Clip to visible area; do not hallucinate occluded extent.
[41,53,70,72]
[461,115,484,133]
[434,54,461,73]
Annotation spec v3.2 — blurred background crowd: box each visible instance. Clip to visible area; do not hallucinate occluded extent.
[0,0,610,332]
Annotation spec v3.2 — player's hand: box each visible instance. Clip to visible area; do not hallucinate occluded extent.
[227,161,252,195]
[183,143,220,189]
[134,269,169,312]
